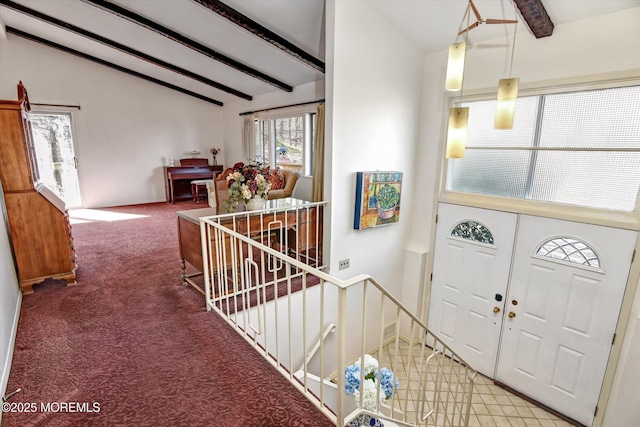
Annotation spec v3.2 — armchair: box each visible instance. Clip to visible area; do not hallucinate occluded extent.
[268,169,299,200]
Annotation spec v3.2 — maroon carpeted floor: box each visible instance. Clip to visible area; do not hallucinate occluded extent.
[3,202,335,427]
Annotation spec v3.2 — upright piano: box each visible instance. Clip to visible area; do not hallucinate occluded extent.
[164,162,224,203]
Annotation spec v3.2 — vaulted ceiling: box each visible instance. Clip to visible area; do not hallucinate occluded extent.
[1,0,637,107]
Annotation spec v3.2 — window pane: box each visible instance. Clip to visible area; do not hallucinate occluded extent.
[530,151,640,211]
[464,96,540,147]
[539,86,640,148]
[274,116,303,170]
[447,150,531,199]
[254,120,270,164]
[30,113,82,207]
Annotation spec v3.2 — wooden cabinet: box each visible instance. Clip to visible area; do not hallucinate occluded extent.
[0,82,77,294]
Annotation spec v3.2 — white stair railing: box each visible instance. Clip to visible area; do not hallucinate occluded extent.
[199,205,477,427]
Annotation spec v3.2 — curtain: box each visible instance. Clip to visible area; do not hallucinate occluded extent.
[311,104,325,202]
[241,114,255,162]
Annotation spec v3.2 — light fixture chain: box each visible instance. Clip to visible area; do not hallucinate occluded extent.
[455,2,471,41]
[509,2,518,78]
[459,0,472,105]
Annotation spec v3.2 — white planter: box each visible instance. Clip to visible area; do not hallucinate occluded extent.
[245,196,265,210]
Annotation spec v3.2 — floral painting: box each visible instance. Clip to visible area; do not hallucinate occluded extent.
[354,171,403,230]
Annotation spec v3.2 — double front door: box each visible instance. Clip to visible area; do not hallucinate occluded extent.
[428,203,637,426]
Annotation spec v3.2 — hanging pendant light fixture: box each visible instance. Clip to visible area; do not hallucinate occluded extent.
[444,1,521,157]
[495,8,520,130]
[495,77,519,129]
[445,42,467,92]
[446,107,469,158]
[445,1,472,158]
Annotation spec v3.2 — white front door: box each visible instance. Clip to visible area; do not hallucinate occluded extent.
[495,215,637,426]
[428,203,517,376]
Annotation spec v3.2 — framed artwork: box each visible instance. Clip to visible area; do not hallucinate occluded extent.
[354,171,403,230]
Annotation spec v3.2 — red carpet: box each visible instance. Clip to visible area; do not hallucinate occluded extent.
[3,202,334,427]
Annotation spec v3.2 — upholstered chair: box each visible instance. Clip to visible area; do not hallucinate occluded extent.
[268,170,300,200]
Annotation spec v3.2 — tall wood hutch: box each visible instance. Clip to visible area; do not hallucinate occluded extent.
[0,82,77,294]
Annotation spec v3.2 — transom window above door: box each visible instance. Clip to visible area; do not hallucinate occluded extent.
[446,84,640,212]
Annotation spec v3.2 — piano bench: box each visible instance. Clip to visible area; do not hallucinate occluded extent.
[191,179,214,203]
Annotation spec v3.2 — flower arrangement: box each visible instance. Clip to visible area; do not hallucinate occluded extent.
[210,147,222,156]
[225,161,272,210]
[345,355,399,412]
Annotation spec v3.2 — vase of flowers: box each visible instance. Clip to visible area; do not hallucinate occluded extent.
[225,162,271,211]
[210,146,222,165]
[345,355,399,426]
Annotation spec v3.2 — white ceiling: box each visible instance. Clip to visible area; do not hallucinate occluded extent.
[366,0,640,54]
[1,0,638,107]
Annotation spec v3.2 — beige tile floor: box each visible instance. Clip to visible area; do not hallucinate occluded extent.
[370,339,577,427]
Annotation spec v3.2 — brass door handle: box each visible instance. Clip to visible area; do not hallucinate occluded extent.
[493,307,501,313]
[508,311,516,318]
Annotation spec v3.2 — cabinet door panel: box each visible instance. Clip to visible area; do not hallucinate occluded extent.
[0,109,35,191]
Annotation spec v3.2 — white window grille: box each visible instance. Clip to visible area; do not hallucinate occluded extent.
[450,220,495,245]
[536,237,601,269]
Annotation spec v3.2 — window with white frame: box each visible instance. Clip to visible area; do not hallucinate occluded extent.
[446,84,640,212]
[254,111,316,176]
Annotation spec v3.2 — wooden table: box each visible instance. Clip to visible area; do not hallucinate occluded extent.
[176,198,323,295]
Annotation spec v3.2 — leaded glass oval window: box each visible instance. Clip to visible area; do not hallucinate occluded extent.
[536,237,601,269]
[450,220,495,245]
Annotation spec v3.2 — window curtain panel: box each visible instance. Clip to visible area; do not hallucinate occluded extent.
[311,104,325,202]
[242,114,256,162]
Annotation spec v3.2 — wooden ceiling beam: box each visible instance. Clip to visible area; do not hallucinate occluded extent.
[81,0,293,93]
[0,0,252,100]
[193,0,325,73]
[512,0,554,38]
[5,27,224,106]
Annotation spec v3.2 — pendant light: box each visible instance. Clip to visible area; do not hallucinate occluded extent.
[445,42,466,92]
[445,2,472,158]
[495,7,520,130]
[444,1,521,157]
[446,107,469,158]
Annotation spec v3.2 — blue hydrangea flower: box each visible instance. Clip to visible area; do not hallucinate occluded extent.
[377,367,399,399]
[345,364,361,395]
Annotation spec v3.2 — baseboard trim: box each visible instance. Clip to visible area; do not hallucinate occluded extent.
[1,291,22,400]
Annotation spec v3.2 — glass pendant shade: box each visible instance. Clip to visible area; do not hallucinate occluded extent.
[445,42,466,91]
[494,78,519,129]
[446,107,469,158]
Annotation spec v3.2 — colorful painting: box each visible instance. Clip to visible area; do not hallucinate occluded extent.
[354,171,403,230]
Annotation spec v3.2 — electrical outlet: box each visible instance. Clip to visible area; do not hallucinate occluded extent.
[338,259,350,270]
[384,322,396,337]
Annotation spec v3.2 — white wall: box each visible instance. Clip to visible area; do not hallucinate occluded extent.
[326,0,423,304]
[411,8,640,425]
[0,185,21,407]
[0,36,224,208]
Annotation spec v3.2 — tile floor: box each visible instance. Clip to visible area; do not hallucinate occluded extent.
[370,339,577,427]
[465,374,574,427]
